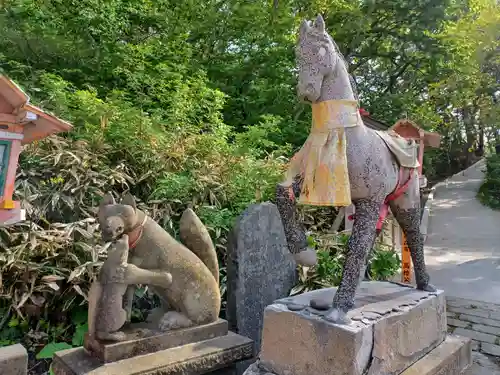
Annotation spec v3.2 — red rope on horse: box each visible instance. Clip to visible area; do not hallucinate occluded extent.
[347,168,413,232]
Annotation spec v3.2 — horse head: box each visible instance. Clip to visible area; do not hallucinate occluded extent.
[296,14,339,103]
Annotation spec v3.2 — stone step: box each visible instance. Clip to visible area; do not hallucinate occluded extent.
[52,332,253,375]
[400,334,472,375]
[258,281,447,375]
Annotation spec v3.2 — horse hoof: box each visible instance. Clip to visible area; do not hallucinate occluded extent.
[417,283,437,292]
[293,248,317,267]
[323,308,351,325]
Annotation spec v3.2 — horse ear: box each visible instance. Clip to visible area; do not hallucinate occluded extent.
[299,19,310,36]
[314,14,325,33]
[121,192,137,210]
[100,193,116,207]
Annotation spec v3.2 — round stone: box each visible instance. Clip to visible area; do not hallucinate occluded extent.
[287,303,306,311]
[310,298,331,310]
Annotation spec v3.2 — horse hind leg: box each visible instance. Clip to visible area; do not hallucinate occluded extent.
[389,170,436,292]
[323,199,381,324]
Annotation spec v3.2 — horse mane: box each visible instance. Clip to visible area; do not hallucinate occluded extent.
[326,34,360,102]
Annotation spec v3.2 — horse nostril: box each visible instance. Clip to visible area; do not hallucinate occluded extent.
[116,225,124,233]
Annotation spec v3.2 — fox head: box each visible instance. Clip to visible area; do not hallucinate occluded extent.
[98,193,140,242]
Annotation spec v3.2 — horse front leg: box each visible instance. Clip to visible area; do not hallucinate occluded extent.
[276,178,317,267]
[324,199,381,324]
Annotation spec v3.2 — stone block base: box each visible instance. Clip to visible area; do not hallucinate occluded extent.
[245,334,471,375]
[84,319,228,363]
[258,281,447,375]
[0,343,28,375]
[52,332,253,375]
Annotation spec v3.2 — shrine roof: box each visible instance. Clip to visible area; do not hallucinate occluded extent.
[391,119,441,148]
[0,75,72,144]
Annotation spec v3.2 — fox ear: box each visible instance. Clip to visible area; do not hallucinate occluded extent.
[121,192,136,210]
[100,193,116,207]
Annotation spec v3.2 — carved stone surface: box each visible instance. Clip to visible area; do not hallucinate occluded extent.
[93,235,134,342]
[243,335,471,375]
[84,319,229,363]
[258,281,446,375]
[226,202,297,352]
[52,332,254,375]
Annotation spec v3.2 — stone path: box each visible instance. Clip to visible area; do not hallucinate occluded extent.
[423,159,500,372]
[424,159,500,305]
[471,352,500,375]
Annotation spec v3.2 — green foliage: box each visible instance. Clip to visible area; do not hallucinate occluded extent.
[291,232,401,295]
[36,342,72,360]
[369,247,401,281]
[478,155,500,209]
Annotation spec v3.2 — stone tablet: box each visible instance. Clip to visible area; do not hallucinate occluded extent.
[259,281,447,375]
[226,202,297,351]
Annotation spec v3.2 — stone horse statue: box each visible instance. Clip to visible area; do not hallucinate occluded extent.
[276,15,436,324]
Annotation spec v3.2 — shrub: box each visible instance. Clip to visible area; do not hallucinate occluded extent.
[291,232,401,295]
[478,155,500,209]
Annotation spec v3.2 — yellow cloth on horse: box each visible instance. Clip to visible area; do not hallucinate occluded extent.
[282,99,360,207]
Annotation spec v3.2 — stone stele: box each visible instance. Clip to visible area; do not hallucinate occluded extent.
[258,281,448,375]
[226,202,297,350]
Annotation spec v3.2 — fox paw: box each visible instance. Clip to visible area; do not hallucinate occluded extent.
[158,311,193,331]
[96,330,128,342]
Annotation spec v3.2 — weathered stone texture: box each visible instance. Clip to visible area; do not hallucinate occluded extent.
[481,343,500,357]
[400,335,471,375]
[452,328,497,344]
[0,344,28,375]
[446,296,500,356]
[52,332,253,375]
[243,335,471,375]
[226,202,297,351]
[259,281,446,375]
[84,319,228,363]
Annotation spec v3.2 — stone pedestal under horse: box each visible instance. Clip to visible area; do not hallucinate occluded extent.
[276,14,436,324]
